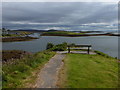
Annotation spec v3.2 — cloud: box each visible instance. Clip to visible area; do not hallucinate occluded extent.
[2,2,118,29]
[2,0,119,3]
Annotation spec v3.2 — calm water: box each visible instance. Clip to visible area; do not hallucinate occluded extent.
[2,36,118,58]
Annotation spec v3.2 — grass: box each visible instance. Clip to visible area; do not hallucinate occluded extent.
[1,31,32,37]
[2,50,30,62]
[94,50,116,59]
[2,50,56,88]
[41,31,85,36]
[2,36,38,42]
[41,31,119,37]
[58,53,118,88]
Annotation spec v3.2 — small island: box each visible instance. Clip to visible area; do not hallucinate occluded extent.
[1,28,39,42]
[41,30,120,37]
[2,36,38,42]
[1,28,119,42]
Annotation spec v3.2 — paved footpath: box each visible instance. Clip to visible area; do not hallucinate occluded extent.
[34,53,66,88]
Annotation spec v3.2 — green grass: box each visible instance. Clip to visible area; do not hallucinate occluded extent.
[42,31,85,36]
[2,50,56,88]
[2,36,38,42]
[1,31,32,37]
[59,53,118,88]
[2,34,19,37]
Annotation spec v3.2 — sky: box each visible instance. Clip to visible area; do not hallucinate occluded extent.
[2,1,119,31]
[2,0,119,2]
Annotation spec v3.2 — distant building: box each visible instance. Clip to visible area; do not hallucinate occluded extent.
[9,31,20,35]
[2,28,9,35]
[2,28,21,35]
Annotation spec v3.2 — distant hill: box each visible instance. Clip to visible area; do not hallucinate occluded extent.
[14,29,61,33]
[8,29,116,34]
[15,29,48,32]
[47,29,59,32]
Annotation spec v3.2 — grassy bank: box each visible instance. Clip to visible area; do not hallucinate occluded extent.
[2,36,38,42]
[58,53,118,88]
[2,50,55,88]
[2,50,31,63]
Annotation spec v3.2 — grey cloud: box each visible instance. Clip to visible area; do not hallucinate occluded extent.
[2,2,118,29]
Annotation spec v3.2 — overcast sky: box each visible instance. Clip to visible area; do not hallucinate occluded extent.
[2,2,118,29]
[2,0,119,2]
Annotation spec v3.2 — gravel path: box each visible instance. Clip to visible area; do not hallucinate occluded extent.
[34,53,66,88]
[57,51,96,54]
[33,51,96,88]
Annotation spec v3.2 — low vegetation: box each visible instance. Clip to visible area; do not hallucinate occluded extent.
[2,50,31,63]
[58,53,118,88]
[2,36,38,42]
[2,50,55,88]
[2,34,23,37]
[46,42,67,51]
[41,31,119,37]
[41,31,85,37]
[46,43,54,50]
[94,50,117,59]
[2,31,32,38]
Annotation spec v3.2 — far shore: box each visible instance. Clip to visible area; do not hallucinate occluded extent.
[41,33,120,37]
[1,36,38,42]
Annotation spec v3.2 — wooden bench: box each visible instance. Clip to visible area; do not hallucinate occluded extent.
[67,44,92,54]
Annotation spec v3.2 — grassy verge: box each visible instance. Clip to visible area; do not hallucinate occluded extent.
[58,53,118,88]
[2,50,56,88]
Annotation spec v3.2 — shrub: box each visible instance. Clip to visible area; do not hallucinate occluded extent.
[68,43,75,47]
[46,43,54,50]
[51,42,67,51]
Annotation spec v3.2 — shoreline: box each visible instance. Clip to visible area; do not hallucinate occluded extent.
[41,33,120,37]
[1,36,38,42]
